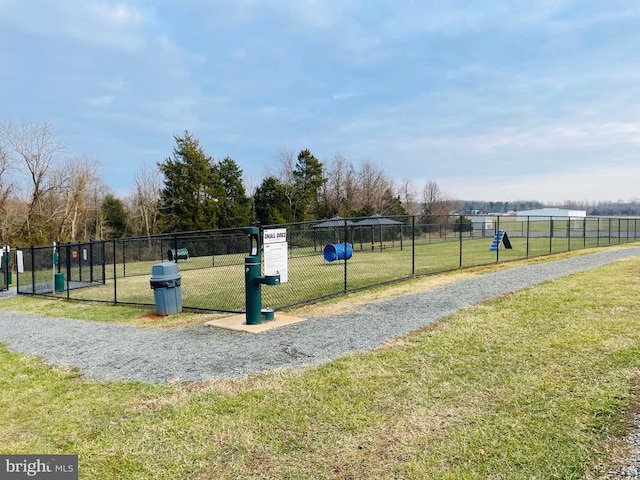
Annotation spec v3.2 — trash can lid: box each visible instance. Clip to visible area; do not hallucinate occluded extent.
[151,262,180,278]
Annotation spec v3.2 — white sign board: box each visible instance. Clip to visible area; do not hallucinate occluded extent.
[263,228,288,283]
[263,228,287,244]
[16,250,24,273]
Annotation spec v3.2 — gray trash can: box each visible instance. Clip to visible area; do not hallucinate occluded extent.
[150,262,182,315]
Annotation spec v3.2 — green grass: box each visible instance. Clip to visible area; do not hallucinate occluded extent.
[16,236,640,312]
[1,257,640,478]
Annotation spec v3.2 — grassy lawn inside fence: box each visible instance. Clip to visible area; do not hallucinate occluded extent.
[16,235,639,312]
[1,256,640,478]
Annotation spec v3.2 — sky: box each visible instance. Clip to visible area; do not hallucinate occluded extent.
[1,0,639,204]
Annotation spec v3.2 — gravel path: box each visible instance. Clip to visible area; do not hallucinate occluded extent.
[0,246,638,385]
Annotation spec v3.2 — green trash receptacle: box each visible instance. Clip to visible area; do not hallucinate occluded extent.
[54,272,65,292]
[150,262,182,315]
[7,270,12,285]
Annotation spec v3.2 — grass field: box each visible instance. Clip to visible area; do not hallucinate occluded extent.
[16,231,639,313]
[1,255,639,478]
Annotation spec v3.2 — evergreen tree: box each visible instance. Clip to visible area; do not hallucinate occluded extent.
[253,176,290,225]
[101,194,128,238]
[157,131,223,232]
[291,149,325,221]
[380,188,407,216]
[218,156,252,228]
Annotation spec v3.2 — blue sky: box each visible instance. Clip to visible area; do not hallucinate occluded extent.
[1,0,639,203]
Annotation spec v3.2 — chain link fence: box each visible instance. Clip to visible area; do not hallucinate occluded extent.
[14,215,640,312]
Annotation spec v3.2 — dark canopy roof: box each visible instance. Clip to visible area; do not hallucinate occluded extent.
[313,216,356,228]
[354,214,403,226]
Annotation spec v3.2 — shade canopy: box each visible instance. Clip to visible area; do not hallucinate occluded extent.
[313,216,356,228]
[354,214,403,226]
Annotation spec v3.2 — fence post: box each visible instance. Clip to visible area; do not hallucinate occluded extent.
[65,243,71,299]
[78,242,83,282]
[526,216,530,257]
[89,240,94,283]
[343,219,348,294]
[627,219,630,243]
[31,246,35,294]
[549,218,553,254]
[567,219,571,251]
[459,215,463,268]
[101,241,106,284]
[495,216,500,263]
[173,233,178,264]
[583,218,586,249]
[113,239,118,304]
[412,215,415,276]
[618,218,622,244]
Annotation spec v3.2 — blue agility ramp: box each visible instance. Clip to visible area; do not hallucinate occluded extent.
[490,230,512,251]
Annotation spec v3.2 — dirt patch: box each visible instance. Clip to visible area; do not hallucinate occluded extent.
[132,311,226,329]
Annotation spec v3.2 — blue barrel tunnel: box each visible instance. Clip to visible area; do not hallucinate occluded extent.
[323,243,353,262]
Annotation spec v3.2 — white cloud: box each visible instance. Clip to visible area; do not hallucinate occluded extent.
[0,0,150,50]
[99,79,126,91]
[206,0,360,28]
[332,92,356,101]
[229,47,247,60]
[100,2,144,23]
[87,95,115,107]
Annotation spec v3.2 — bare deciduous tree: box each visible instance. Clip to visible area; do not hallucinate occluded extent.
[0,145,15,243]
[358,160,391,213]
[422,180,451,213]
[0,120,65,243]
[128,163,162,238]
[399,178,420,215]
[53,155,101,241]
[318,153,350,218]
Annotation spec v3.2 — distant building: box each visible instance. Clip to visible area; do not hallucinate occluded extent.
[469,215,493,233]
[516,208,587,221]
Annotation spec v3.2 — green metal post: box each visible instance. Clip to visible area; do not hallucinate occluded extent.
[245,253,262,324]
[244,226,280,325]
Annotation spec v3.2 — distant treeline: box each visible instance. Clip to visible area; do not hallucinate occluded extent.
[457,200,640,216]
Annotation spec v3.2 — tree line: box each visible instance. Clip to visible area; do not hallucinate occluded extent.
[0,121,455,246]
[457,200,640,216]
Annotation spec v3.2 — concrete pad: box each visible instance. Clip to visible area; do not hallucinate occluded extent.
[204,313,307,333]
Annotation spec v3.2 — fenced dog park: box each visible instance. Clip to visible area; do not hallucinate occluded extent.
[12,213,640,313]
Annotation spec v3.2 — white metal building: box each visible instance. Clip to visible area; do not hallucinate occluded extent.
[469,215,493,230]
[516,208,587,221]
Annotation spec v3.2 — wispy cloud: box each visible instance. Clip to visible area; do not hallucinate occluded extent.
[87,95,115,107]
[332,92,357,101]
[3,1,640,202]
[0,0,151,50]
